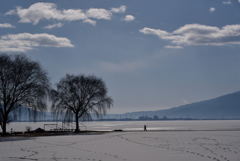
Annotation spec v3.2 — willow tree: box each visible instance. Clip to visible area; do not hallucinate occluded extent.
[51,74,113,132]
[0,54,50,135]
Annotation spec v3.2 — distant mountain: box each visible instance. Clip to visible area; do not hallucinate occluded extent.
[105,91,240,120]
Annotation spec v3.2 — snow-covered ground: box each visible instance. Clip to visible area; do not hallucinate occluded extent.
[1,120,240,161]
[0,130,240,161]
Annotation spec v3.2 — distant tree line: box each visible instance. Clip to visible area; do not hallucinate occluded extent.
[138,115,169,120]
[0,54,113,135]
[98,115,196,121]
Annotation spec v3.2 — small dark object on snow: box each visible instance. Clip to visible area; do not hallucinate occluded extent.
[144,125,147,131]
[33,128,45,133]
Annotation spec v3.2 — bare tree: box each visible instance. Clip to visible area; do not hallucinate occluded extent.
[51,74,113,132]
[0,54,50,135]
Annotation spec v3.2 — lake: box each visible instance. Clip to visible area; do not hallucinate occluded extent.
[3,120,240,132]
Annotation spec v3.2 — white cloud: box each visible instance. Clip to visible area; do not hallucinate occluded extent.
[140,24,240,48]
[86,8,112,20]
[44,23,63,29]
[83,19,96,26]
[0,23,15,28]
[111,5,127,13]
[124,15,135,22]
[6,2,127,25]
[165,45,183,49]
[0,33,73,53]
[209,7,216,13]
[6,3,86,25]
[222,0,232,5]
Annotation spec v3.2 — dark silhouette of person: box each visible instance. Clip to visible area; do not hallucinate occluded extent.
[144,125,147,131]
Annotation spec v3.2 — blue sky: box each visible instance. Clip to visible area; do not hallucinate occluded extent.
[0,0,240,113]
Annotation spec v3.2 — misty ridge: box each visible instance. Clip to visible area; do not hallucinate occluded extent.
[114,91,240,120]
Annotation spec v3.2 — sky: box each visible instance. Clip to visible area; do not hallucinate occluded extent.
[0,0,240,113]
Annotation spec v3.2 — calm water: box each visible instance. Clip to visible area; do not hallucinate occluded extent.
[3,120,240,132]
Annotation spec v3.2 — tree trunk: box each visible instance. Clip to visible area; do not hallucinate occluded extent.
[75,114,80,133]
[1,109,9,136]
[1,120,7,136]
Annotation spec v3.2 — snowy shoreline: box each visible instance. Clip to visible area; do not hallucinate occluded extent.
[1,130,240,161]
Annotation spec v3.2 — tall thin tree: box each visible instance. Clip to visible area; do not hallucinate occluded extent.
[51,74,113,132]
[0,54,50,135]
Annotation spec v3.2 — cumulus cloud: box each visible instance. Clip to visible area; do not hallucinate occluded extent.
[86,8,112,20]
[83,19,96,26]
[140,24,240,48]
[123,15,135,22]
[44,23,63,29]
[0,23,15,28]
[165,45,183,49]
[6,2,128,25]
[6,3,86,25]
[209,7,216,13]
[111,5,127,13]
[0,33,73,53]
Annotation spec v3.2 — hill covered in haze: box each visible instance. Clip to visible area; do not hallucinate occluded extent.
[106,91,240,120]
